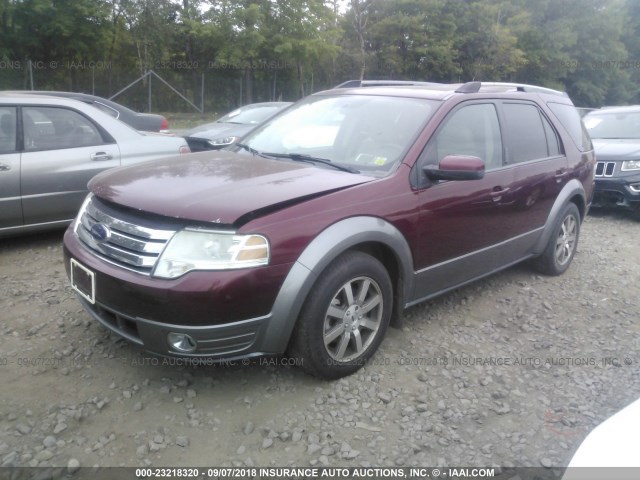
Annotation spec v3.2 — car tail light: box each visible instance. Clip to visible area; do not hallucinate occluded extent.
[179,145,191,154]
[160,117,169,131]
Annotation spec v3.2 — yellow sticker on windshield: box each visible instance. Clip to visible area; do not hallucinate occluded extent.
[373,156,387,165]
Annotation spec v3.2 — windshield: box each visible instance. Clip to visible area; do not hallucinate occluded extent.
[218,105,286,125]
[584,111,640,139]
[237,94,439,177]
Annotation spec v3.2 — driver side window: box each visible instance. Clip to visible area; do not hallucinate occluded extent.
[421,103,503,171]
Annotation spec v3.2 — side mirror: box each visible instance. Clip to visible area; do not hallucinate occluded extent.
[423,155,485,181]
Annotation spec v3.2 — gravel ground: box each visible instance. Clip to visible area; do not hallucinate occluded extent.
[0,209,639,473]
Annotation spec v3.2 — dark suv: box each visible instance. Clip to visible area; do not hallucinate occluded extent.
[63,81,595,379]
[583,106,640,217]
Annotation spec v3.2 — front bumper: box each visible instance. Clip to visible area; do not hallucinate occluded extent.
[63,227,291,359]
[592,172,640,210]
[78,296,271,359]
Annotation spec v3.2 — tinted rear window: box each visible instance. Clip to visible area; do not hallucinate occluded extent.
[502,103,548,163]
[547,102,592,152]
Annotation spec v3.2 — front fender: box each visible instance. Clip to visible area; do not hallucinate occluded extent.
[261,216,415,354]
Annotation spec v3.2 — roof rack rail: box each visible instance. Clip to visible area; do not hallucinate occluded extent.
[333,79,568,98]
[456,81,567,97]
[334,79,452,89]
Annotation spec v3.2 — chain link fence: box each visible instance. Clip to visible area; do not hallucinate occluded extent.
[0,59,304,115]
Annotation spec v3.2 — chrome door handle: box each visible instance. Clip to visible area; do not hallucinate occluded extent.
[490,186,510,202]
[490,186,510,196]
[0,163,10,171]
[91,152,113,161]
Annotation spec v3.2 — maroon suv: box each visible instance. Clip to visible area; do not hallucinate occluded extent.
[63,82,595,379]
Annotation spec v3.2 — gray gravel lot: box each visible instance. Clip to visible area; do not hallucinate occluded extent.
[0,209,639,473]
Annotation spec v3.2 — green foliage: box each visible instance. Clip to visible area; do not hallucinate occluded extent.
[513,0,632,106]
[0,0,111,89]
[2,0,640,109]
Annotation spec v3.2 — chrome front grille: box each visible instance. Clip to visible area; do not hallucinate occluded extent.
[76,196,175,275]
[595,161,616,177]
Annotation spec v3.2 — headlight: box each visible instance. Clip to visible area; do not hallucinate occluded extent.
[622,160,640,171]
[73,193,93,233]
[208,136,239,147]
[153,229,269,279]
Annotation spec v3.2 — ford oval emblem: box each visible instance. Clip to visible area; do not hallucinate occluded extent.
[90,223,111,242]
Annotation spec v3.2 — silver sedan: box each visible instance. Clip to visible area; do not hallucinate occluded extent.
[0,93,190,237]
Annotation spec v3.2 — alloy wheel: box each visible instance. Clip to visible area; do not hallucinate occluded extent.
[322,276,384,363]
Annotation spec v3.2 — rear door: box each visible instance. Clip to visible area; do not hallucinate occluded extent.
[20,105,121,226]
[0,106,22,230]
[498,101,569,231]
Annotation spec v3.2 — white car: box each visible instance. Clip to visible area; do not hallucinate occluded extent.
[563,397,640,479]
[0,92,190,237]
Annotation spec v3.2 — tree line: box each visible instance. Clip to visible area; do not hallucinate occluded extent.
[1,0,639,112]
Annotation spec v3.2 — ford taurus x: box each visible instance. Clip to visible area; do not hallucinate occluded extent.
[63,82,595,379]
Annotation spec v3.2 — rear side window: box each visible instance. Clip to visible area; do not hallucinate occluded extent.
[548,102,593,151]
[502,103,548,164]
[23,106,104,151]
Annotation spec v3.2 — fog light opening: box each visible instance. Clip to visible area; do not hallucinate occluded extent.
[167,332,197,353]
[629,183,640,193]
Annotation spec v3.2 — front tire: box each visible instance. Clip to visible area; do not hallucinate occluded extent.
[289,251,392,380]
[532,203,581,276]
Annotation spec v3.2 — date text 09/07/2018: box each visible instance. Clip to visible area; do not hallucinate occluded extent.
[135,467,496,478]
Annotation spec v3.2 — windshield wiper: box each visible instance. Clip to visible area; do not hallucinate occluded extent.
[237,143,271,158]
[236,146,359,173]
[263,152,359,174]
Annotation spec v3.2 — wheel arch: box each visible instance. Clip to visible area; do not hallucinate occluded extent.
[532,179,586,255]
[261,216,415,354]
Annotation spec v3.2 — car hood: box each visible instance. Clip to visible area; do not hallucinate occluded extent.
[88,151,374,225]
[186,123,253,140]
[592,139,640,161]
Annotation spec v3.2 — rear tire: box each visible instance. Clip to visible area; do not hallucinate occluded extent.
[289,251,392,380]
[532,203,580,276]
